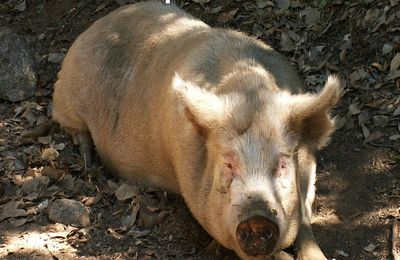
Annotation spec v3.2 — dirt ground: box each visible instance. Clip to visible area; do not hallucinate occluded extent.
[0,0,399,259]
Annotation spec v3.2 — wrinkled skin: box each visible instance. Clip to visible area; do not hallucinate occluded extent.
[52,1,342,259]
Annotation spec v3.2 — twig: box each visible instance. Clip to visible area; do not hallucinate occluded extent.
[392,218,399,260]
[369,142,400,150]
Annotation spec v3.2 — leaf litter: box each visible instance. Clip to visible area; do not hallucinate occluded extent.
[0,0,399,259]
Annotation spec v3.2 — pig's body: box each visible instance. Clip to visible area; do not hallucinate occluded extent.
[53,1,341,259]
[54,2,300,192]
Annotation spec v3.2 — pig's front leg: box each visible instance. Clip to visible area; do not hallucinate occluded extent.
[295,146,326,260]
[269,251,294,260]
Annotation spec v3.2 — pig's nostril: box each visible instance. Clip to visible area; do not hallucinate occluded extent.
[236,215,280,256]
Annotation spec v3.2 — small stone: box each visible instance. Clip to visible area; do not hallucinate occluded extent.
[364,242,377,252]
[382,43,394,55]
[48,199,90,227]
[48,52,65,63]
[336,249,349,257]
[372,115,389,126]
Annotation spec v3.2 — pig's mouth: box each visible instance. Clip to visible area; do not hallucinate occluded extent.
[236,215,280,256]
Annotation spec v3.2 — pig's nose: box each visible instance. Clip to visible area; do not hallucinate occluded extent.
[236,215,280,256]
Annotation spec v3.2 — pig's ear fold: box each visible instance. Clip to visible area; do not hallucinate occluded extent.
[173,74,227,135]
[289,75,343,149]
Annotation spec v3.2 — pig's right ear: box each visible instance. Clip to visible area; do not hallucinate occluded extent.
[173,74,228,135]
[289,75,343,149]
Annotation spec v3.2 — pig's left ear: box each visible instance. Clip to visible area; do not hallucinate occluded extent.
[289,75,343,149]
[173,74,229,136]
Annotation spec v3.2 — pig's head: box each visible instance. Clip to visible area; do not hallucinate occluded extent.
[173,73,342,258]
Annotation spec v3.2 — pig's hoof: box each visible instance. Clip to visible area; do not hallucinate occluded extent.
[236,215,280,256]
[296,247,327,260]
[77,133,93,168]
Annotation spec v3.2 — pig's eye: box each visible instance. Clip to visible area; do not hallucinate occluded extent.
[276,155,289,177]
[225,162,234,171]
[279,158,286,169]
[223,153,238,177]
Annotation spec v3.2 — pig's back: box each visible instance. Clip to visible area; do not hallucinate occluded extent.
[55,2,211,191]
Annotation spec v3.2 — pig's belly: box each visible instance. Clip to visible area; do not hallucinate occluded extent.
[91,126,180,193]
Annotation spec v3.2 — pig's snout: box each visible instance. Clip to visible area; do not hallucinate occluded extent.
[236,215,280,256]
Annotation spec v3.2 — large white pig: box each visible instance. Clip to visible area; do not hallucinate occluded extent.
[52,1,342,259]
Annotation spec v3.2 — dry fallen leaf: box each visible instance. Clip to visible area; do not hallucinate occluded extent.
[106,227,125,239]
[41,147,59,162]
[364,131,383,144]
[385,70,400,81]
[389,135,400,141]
[358,111,371,125]
[390,53,400,71]
[256,0,274,9]
[41,166,64,181]
[0,200,28,221]
[9,217,27,227]
[217,8,239,23]
[393,107,400,116]
[207,6,222,14]
[192,0,210,4]
[364,9,380,25]
[301,7,320,26]
[13,0,26,12]
[349,102,361,115]
[107,180,119,190]
[280,31,296,51]
[121,202,140,231]
[114,183,140,201]
[38,136,52,145]
[361,124,370,139]
[276,0,290,10]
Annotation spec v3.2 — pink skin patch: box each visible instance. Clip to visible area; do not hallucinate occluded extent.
[223,153,239,176]
[220,153,240,189]
[275,154,292,188]
[276,155,288,177]
[276,155,287,176]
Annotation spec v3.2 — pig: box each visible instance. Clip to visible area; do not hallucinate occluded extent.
[52,1,342,259]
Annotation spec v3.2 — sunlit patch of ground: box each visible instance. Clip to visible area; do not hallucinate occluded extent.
[0,224,77,259]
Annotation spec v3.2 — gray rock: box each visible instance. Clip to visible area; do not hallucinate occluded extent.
[0,27,36,102]
[48,199,90,227]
